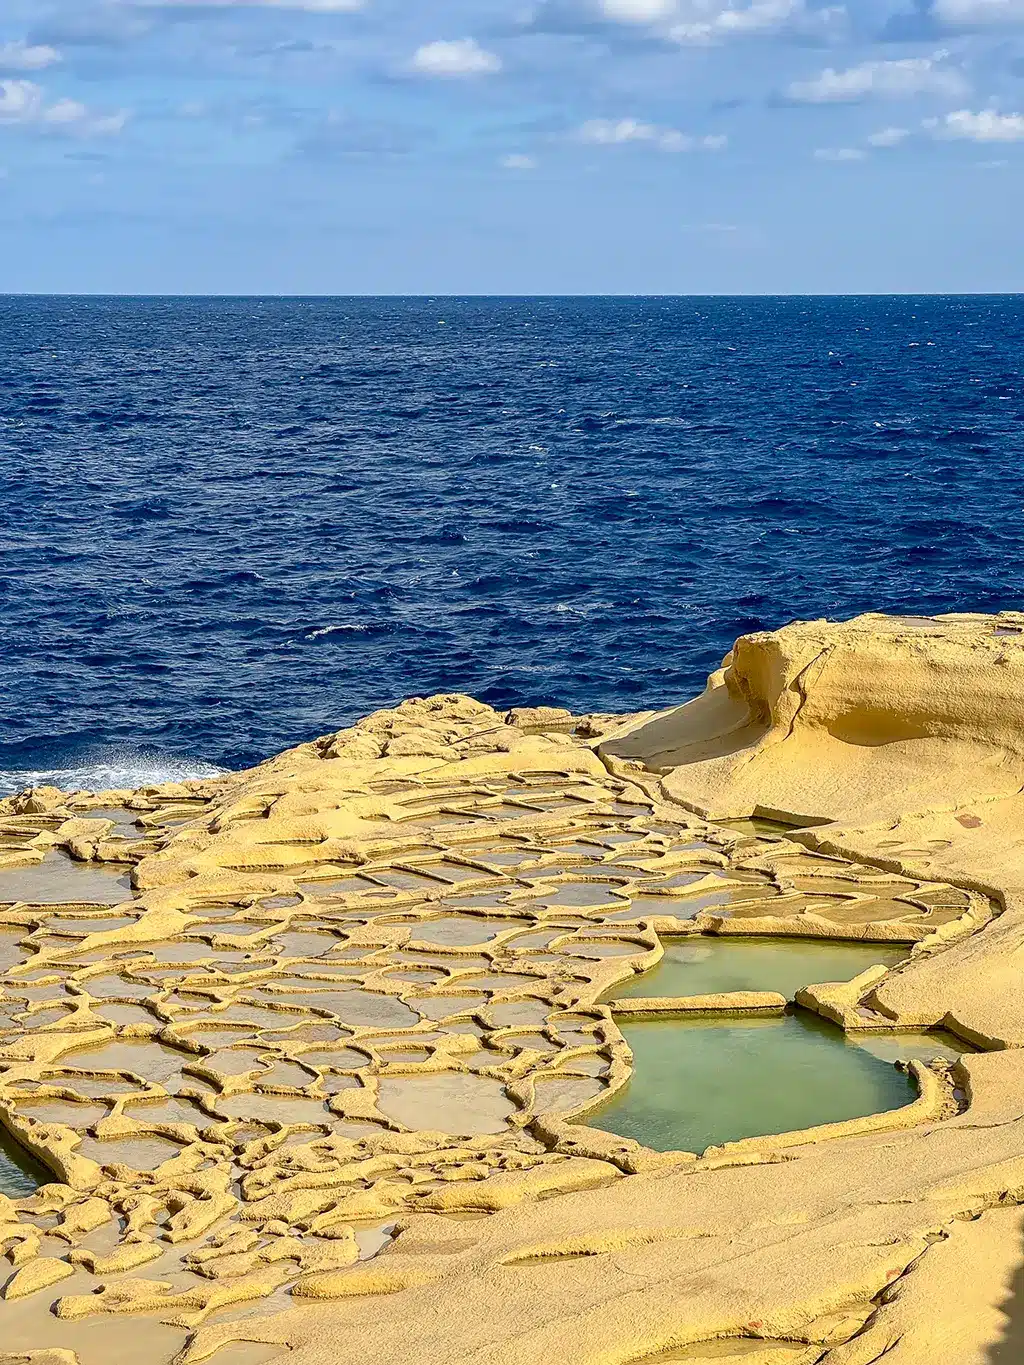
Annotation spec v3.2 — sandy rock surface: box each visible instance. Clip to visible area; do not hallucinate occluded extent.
[1,617,1023,1363]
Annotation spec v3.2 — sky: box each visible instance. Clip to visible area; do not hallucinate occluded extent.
[0,0,1022,293]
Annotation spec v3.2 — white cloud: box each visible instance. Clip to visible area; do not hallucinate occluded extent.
[127,0,364,9]
[814,146,867,160]
[594,0,846,42]
[0,80,49,121]
[931,108,1024,139]
[580,117,658,143]
[410,38,501,77]
[598,0,846,39]
[0,41,61,71]
[867,125,911,146]
[501,153,537,169]
[670,0,812,41]
[933,0,1024,25]
[578,118,726,150]
[787,55,966,102]
[0,80,127,135]
[600,0,678,19]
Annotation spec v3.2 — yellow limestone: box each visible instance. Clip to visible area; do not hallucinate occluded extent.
[1,613,1023,1365]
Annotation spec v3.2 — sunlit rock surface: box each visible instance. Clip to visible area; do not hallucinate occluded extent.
[0,623,1022,1365]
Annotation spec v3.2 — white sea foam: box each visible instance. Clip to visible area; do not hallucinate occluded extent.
[305,624,369,639]
[0,754,227,800]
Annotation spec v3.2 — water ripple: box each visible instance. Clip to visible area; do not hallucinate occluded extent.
[1,294,1022,771]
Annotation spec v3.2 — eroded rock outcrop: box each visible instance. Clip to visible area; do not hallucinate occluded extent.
[602,611,1024,825]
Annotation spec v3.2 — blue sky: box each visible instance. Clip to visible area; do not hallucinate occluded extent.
[1,0,1022,292]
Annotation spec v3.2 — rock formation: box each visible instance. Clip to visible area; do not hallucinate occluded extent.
[1,615,1023,1365]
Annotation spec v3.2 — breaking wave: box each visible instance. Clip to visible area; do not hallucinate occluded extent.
[0,752,227,800]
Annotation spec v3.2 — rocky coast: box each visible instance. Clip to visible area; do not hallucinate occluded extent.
[1,611,1024,1365]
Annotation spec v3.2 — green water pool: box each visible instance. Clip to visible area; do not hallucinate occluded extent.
[0,1126,48,1197]
[608,936,908,1003]
[587,1011,968,1154]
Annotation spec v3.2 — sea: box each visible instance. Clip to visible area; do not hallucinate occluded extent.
[1,294,1021,794]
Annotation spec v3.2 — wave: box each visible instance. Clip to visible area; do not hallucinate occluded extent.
[1,294,1020,765]
[0,752,227,800]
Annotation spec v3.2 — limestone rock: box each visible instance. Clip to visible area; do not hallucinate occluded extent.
[3,1258,75,1301]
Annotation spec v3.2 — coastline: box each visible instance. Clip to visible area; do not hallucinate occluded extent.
[0,612,1023,1363]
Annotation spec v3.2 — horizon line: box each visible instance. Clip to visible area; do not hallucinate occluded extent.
[3,290,1024,301]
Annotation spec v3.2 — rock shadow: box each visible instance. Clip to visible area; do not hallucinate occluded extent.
[987,1226,1024,1363]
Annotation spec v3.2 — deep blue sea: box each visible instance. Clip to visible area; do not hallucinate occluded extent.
[1,294,1022,792]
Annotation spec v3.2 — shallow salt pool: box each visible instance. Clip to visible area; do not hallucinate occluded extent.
[586,1011,957,1154]
[0,1125,49,1196]
[0,851,133,906]
[608,936,908,1003]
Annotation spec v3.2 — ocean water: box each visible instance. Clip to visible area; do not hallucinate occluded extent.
[2,294,1022,789]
